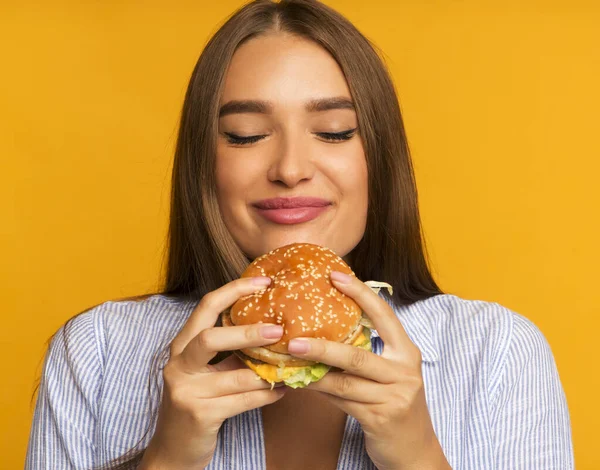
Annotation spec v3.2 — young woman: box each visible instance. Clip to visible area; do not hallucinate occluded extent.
[25,1,574,469]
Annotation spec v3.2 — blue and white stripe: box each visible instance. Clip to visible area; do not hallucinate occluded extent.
[25,293,574,469]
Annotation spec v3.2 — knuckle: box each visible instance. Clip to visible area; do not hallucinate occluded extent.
[164,379,189,410]
[196,408,220,428]
[200,292,217,310]
[195,328,215,352]
[406,376,424,402]
[233,370,249,390]
[410,373,424,391]
[395,396,411,415]
[169,388,187,409]
[349,347,368,370]
[390,386,416,416]
[241,391,256,409]
[333,374,353,396]
[161,359,179,385]
[402,368,424,393]
[168,340,181,358]
[409,346,423,365]
[370,407,391,428]
[245,325,259,342]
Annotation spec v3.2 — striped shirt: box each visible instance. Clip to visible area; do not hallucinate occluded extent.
[25,293,574,469]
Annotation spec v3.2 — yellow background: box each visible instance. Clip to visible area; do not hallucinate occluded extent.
[1,0,598,467]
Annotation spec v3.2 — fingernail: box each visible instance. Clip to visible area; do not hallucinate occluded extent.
[261,325,283,339]
[288,339,310,354]
[330,271,352,284]
[252,276,272,286]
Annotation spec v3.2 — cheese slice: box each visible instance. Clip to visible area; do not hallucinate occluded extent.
[244,362,305,383]
[351,331,368,347]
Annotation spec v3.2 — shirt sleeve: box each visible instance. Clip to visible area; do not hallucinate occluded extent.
[25,307,104,469]
[490,313,574,469]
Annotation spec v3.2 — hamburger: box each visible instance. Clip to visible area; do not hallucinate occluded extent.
[220,242,392,389]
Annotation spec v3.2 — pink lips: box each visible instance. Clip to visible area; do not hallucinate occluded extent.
[253,197,332,224]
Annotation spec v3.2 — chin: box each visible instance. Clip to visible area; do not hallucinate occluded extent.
[248,232,362,261]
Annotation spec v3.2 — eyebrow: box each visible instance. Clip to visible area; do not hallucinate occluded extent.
[218,96,355,117]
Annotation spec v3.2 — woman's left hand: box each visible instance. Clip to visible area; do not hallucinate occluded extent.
[287,271,451,470]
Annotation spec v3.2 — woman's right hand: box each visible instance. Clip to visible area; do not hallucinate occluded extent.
[139,276,286,470]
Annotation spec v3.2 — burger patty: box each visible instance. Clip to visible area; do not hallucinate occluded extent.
[233,349,263,365]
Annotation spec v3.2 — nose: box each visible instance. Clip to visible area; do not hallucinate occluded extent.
[267,131,316,187]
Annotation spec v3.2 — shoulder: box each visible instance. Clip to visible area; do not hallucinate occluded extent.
[95,294,197,343]
[391,294,551,368]
[56,294,198,369]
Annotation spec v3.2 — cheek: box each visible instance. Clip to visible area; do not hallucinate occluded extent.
[215,150,258,203]
[215,152,246,229]
[215,154,235,201]
[329,143,368,200]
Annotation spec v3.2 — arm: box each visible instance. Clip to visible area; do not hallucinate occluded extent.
[25,308,103,469]
[490,313,574,469]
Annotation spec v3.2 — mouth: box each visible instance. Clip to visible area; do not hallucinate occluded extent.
[252,197,332,225]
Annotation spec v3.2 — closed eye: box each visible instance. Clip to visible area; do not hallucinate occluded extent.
[317,128,357,142]
[223,128,358,146]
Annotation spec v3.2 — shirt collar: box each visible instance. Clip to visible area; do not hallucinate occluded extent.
[370,294,441,363]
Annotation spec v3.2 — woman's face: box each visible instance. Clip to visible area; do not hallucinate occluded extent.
[215,33,368,260]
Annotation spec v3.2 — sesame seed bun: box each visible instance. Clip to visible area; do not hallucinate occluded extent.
[220,243,368,380]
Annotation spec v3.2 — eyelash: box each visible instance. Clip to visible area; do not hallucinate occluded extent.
[223,128,357,146]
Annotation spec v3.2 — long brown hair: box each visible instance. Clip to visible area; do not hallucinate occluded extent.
[164,1,440,305]
[35,1,443,468]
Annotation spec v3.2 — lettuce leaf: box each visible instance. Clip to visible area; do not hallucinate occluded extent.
[283,362,331,389]
[282,331,373,389]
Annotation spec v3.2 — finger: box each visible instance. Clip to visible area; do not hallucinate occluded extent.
[211,388,287,421]
[196,369,275,398]
[315,392,369,421]
[287,338,395,383]
[330,271,414,355]
[170,276,272,356]
[306,372,387,404]
[179,323,284,372]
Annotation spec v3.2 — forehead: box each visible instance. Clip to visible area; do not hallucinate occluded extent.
[220,33,352,106]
